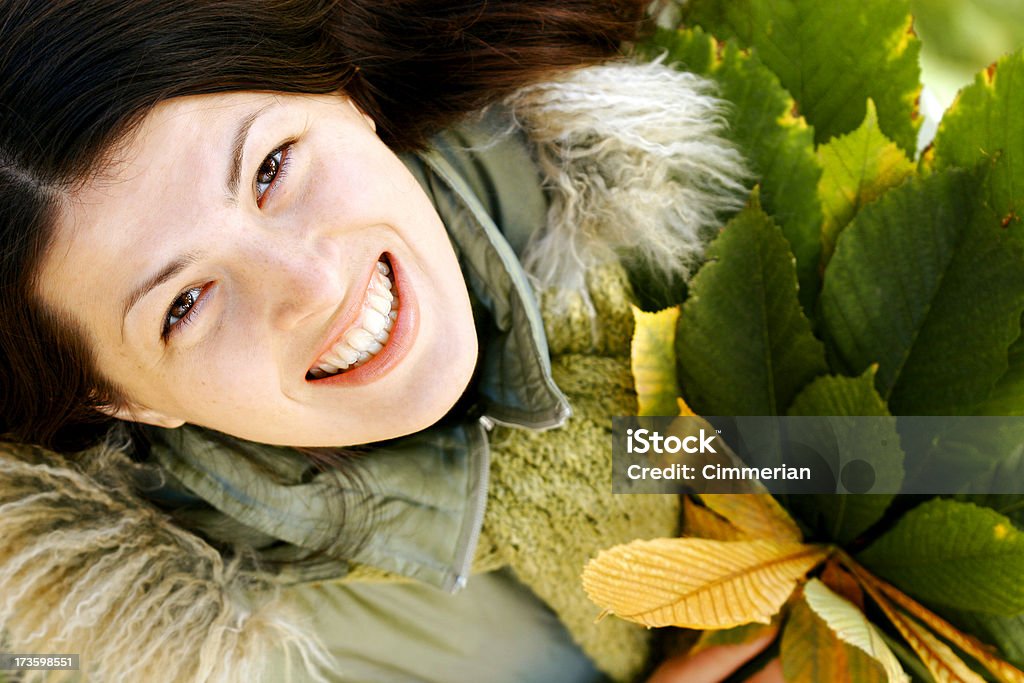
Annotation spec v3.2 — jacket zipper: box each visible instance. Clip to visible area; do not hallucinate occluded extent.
[446,417,493,593]
[445,406,570,593]
[479,402,572,433]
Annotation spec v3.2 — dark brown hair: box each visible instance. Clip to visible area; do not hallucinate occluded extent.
[0,0,645,452]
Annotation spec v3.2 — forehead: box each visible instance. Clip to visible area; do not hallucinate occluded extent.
[37,92,276,326]
[75,91,276,212]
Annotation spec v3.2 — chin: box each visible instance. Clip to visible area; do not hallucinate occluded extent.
[401,334,479,433]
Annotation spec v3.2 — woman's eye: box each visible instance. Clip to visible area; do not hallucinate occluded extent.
[163,286,203,337]
[254,146,288,205]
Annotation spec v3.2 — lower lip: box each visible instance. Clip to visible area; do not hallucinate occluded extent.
[307,252,418,386]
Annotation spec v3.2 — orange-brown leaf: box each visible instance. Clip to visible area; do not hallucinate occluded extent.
[822,558,866,611]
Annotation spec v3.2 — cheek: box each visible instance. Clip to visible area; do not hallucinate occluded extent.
[163,358,278,420]
[313,129,420,219]
[143,334,279,415]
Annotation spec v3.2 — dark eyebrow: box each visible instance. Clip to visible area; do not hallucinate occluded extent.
[120,250,202,339]
[225,103,274,201]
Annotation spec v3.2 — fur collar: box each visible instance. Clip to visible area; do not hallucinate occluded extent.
[505,58,747,297]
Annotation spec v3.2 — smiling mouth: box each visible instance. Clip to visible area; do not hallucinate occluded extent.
[307,254,399,380]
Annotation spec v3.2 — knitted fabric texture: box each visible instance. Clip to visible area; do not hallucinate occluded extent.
[479,263,681,682]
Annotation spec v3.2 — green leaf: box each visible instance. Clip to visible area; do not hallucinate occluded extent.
[817,100,915,267]
[933,49,1024,237]
[956,493,1024,529]
[675,197,828,416]
[820,168,1024,415]
[782,597,889,683]
[787,369,890,417]
[631,306,682,416]
[919,419,1024,500]
[640,27,823,315]
[858,500,1024,615]
[786,371,902,543]
[954,439,1024,531]
[898,400,1024,507]
[975,325,1024,415]
[684,0,922,154]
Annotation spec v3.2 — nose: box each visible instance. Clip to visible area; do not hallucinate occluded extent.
[242,234,345,332]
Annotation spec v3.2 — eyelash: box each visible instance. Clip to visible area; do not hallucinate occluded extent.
[160,144,294,340]
[255,143,293,207]
[162,284,207,340]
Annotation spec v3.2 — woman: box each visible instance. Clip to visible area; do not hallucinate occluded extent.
[0,1,768,681]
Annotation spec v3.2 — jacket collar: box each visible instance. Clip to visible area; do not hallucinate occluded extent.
[148,122,569,591]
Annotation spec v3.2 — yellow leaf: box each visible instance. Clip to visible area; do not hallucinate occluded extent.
[582,538,827,629]
[888,610,987,683]
[803,579,909,683]
[631,305,681,416]
[698,494,803,543]
[677,396,697,417]
[683,496,747,541]
[782,596,888,683]
[851,564,1024,683]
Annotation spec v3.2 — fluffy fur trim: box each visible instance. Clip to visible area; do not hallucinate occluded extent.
[0,438,332,683]
[504,58,749,295]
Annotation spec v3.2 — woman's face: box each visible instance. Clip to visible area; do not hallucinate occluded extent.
[37,92,479,446]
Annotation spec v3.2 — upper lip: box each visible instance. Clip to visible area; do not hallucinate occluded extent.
[307,254,383,374]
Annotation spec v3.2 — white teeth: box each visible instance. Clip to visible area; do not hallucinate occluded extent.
[362,308,388,336]
[320,350,346,368]
[367,293,391,314]
[310,257,399,379]
[334,345,360,366]
[345,327,375,350]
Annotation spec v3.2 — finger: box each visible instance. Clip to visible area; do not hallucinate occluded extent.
[746,658,784,683]
[647,634,776,683]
